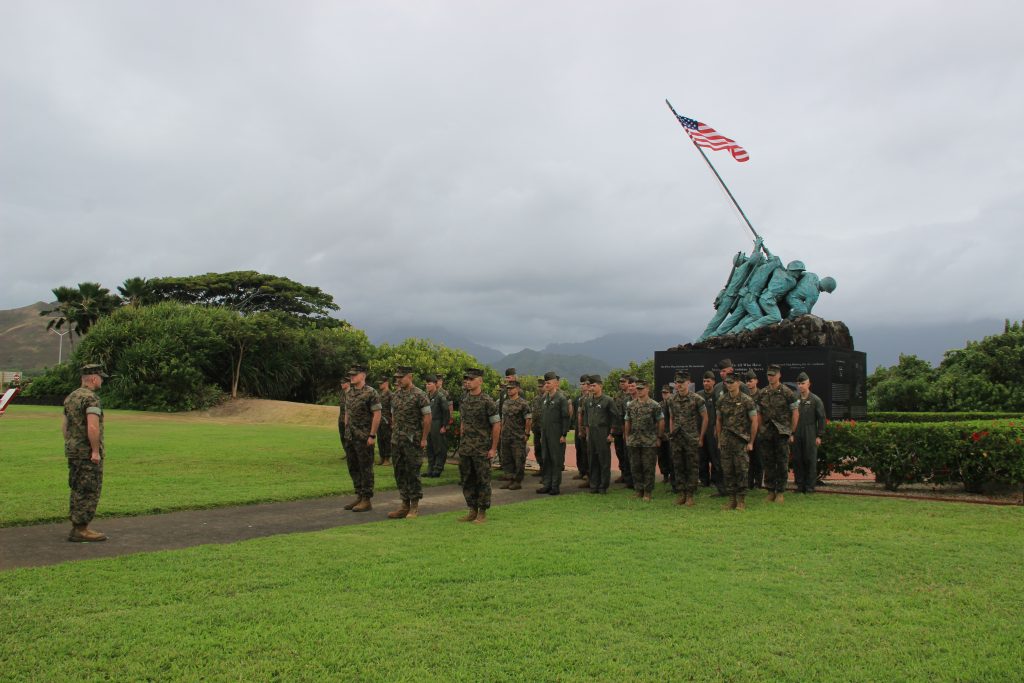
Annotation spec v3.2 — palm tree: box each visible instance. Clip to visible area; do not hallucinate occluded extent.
[39,282,120,342]
[117,276,156,307]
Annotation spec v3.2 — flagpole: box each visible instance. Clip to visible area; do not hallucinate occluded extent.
[665,99,762,243]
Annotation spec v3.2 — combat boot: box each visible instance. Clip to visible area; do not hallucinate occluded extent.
[68,525,107,543]
[388,500,410,519]
[775,492,784,504]
[735,495,746,511]
[766,491,777,502]
[722,494,737,510]
[578,480,591,488]
[343,496,362,511]
[458,508,478,522]
[499,481,512,489]
[473,509,487,525]
[634,491,643,499]
[685,492,696,507]
[405,501,419,519]
[352,498,373,512]
[675,493,686,506]
[508,481,522,490]
[642,493,652,502]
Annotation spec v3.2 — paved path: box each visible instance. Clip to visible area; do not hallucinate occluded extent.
[0,473,587,572]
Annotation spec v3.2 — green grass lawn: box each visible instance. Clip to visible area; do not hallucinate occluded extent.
[1,405,459,526]
[2,492,1021,681]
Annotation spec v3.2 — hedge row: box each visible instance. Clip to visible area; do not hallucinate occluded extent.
[820,419,1024,493]
[867,411,1024,423]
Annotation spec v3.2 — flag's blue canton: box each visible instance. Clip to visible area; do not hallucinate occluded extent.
[677,115,699,130]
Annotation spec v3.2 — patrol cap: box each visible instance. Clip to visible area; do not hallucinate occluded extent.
[724,374,738,384]
[634,380,648,389]
[661,384,672,393]
[543,371,559,381]
[80,363,108,378]
[347,364,368,376]
[393,365,414,378]
[579,374,589,383]
[796,372,811,382]
[590,375,603,385]
[506,379,520,388]
[504,367,516,376]
[377,376,391,385]
[717,358,733,370]
[423,373,438,383]
[625,375,638,383]
[674,371,691,382]
[618,376,628,383]
[536,377,545,385]
[702,371,716,380]
[766,364,781,376]
[463,368,484,379]
[744,369,758,381]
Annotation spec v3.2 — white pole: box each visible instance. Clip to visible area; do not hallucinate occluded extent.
[50,329,69,364]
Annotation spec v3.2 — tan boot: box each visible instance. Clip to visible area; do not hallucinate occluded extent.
[68,525,107,543]
[642,493,652,502]
[776,492,784,504]
[675,494,686,506]
[508,482,522,490]
[685,492,696,507]
[473,509,487,525]
[634,491,643,499]
[405,501,419,519]
[352,498,373,512]
[735,495,746,511]
[343,496,362,511]
[388,500,410,519]
[722,494,737,510]
[766,491,777,502]
[458,508,478,522]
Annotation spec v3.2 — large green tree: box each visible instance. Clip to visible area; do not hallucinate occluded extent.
[39,282,121,343]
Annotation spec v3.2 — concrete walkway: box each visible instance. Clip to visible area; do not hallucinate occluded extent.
[0,473,586,572]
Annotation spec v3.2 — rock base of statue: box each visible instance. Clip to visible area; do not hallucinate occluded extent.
[655,317,866,420]
[673,315,853,351]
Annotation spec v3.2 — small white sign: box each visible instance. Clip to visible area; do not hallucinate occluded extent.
[0,387,20,415]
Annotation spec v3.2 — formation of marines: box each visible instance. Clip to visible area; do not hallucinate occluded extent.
[61,358,828,540]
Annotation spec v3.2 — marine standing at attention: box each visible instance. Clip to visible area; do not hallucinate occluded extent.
[667,371,708,507]
[791,372,827,493]
[715,372,759,511]
[498,380,532,491]
[457,368,500,524]
[343,365,382,513]
[63,363,109,542]
[623,380,664,502]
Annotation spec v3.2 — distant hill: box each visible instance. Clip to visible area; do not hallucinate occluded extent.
[0,302,64,373]
[490,349,610,383]
[543,332,691,368]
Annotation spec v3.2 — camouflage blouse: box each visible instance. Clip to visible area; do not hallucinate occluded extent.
[624,397,664,448]
[345,385,382,439]
[390,385,431,443]
[717,392,758,441]
[755,384,798,436]
[500,396,531,441]
[667,392,707,439]
[63,387,103,460]
[459,391,500,456]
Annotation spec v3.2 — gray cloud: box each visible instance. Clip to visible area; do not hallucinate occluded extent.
[2,1,1023,352]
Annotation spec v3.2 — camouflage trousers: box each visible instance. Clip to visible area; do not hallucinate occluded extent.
[760,432,791,493]
[67,457,103,525]
[338,421,348,457]
[628,445,658,495]
[501,436,527,483]
[346,437,375,499]
[377,423,392,463]
[670,433,701,494]
[391,437,424,502]
[459,454,492,510]
[719,432,750,496]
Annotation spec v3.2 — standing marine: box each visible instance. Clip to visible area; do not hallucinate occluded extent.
[387,366,432,519]
[343,365,382,513]
[63,363,109,542]
[755,365,799,502]
[715,372,759,510]
[667,371,708,507]
[457,368,501,524]
[537,371,570,495]
[623,380,665,501]
[498,380,532,490]
[791,371,827,493]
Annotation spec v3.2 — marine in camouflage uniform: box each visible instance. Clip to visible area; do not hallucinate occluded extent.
[667,371,709,505]
[530,379,546,477]
[585,375,619,493]
[755,365,799,501]
[425,375,451,477]
[742,370,765,489]
[387,366,432,518]
[63,364,109,542]
[611,377,632,486]
[715,373,759,510]
[457,368,501,523]
[696,371,721,492]
[377,379,394,466]
[792,372,827,493]
[498,380,531,489]
[657,385,674,484]
[623,381,664,500]
[343,366,382,512]
[496,368,517,479]
[337,379,351,459]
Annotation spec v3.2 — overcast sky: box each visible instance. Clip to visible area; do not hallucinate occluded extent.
[3,1,1023,352]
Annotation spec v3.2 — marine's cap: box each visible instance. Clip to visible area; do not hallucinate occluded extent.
[423,373,438,383]
[80,363,108,378]
[702,370,716,380]
[766,364,781,376]
[347,364,368,376]
[635,380,648,389]
[625,375,638,383]
[796,372,811,382]
[724,374,738,384]
[661,384,672,393]
[589,375,603,385]
[717,358,733,370]
[543,371,559,381]
[393,365,414,378]
[579,374,589,383]
[506,380,520,388]
[674,371,691,382]
[377,376,391,385]
[504,367,516,377]
[744,369,758,381]
[618,376,628,383]
[463,368,484,379]
[536,377,545,385]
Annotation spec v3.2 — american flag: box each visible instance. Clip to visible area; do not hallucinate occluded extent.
[675,114,749,163]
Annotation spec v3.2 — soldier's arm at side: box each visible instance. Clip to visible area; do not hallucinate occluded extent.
[489,420,501,455]
[420,411,431,449]
[86,413,101,463]
[748,412,759,451]
[698,409,708,446]
[369,410,382,446]
[714,413,722,441]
